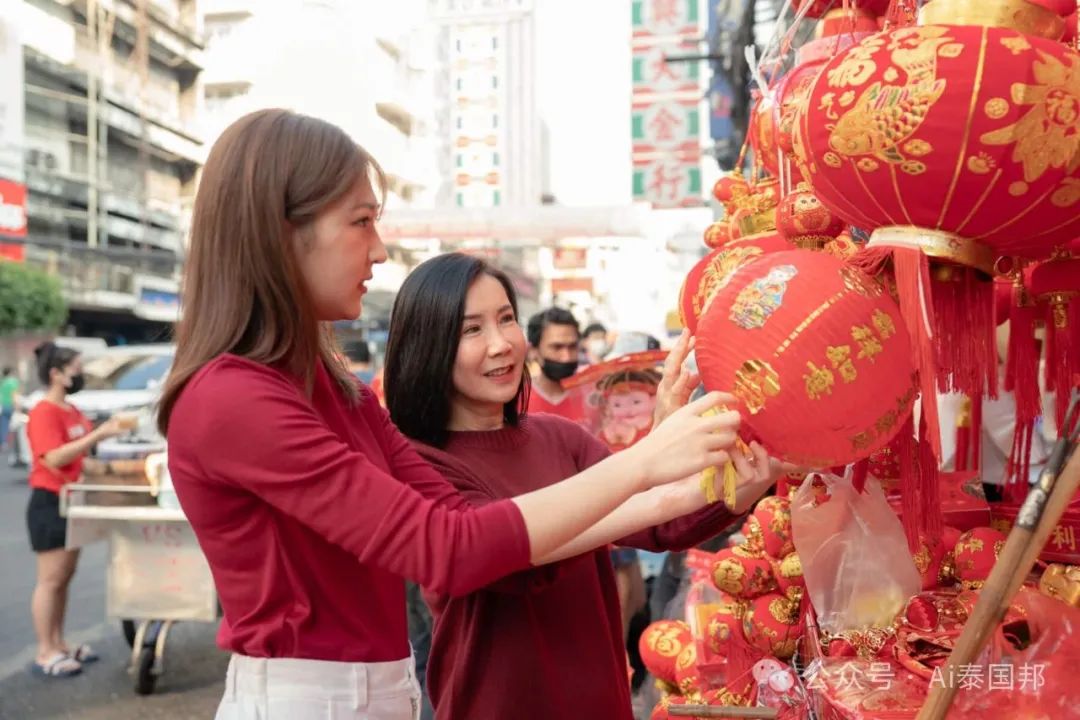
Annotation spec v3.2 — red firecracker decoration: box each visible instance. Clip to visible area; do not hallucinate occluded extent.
[695,250,917,468]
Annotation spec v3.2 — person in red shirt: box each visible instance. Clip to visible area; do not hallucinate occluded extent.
[383,253,781,719]
[26,342,127,678]
[525,307,588,422]
[155,109,735,720]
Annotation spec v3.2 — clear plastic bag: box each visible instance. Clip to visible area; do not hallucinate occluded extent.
[791,472,921,635]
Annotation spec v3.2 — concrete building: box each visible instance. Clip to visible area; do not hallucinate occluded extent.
[8,0,204,342]
[428,0,544,209]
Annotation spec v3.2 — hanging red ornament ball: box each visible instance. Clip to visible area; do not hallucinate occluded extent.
[695,250,917,467]
[713,172,750,206]
[743,592,805,660]
[639,620,693,684]
[954,526,1008,589]
[776,184,846,249]
[679,233,793,335]
[712,544,779,599]
[703,220,732,250]
[753,496,796,559]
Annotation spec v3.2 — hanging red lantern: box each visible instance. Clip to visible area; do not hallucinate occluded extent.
[776,182,847,249]
[695,250,917,468]
[713,172,750,207]
[795,10,1080,455]
[679,233,794,335]
[1028,242,1080,427]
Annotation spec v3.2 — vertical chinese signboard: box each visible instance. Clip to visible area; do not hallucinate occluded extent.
[631,0,703,208]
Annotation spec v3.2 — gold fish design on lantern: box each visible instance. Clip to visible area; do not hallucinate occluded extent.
[730,265,798,330]
[828,27,955,174]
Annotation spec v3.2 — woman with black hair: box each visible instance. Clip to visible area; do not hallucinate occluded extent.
[26,342,127,677]
[384,253,781,719]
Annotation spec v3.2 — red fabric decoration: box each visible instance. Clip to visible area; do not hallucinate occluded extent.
[695,250,917,468]
[770,552,807,599]
[752,496,795,559]
[742,592,805,660]
[713,172,750,207]
[678,233,794,335]
[639,620,694,684]
[954,527,1008,590]
[711,544,779,599]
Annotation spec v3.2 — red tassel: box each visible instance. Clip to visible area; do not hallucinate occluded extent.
[897,416,919,551]
[931,269,997,400]
[917,413,944,544]
[1004,296,1041,487]
[971,391,983,475]
[892,248,943,462]
[851,459,869,494]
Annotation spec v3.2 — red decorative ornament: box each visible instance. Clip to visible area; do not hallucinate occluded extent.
[639,620,693,684]
[702,220,732,250]
[742,592,805,660]
[1028,247,1080,428]
[695,250,917,467]
[713,172,750,207]
[711,544,778,599]
[776,183,846,249]
[749,92,781,179]
[770,552,807,599]
[910,532,950,590]
[705,595,749,657]
[752,496,795,559]
[796,15,1080,446]
[679,233,793,335]
[674,643,705,696]
[954,526,1008,589]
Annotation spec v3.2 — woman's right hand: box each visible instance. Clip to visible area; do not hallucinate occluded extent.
[627,391,742,490]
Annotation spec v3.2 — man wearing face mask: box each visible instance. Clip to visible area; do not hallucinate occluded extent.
[525,307,586,423]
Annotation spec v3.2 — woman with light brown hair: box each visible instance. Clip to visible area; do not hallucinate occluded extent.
[157,108,740,719]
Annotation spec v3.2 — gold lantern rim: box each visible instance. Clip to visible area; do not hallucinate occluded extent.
[867,226,997,275]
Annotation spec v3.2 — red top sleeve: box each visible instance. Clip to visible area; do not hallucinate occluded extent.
[176,358,531,598]
[27,402,91,492]
[568,418,740,552]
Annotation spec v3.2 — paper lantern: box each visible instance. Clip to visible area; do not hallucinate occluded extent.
[678,233,793,335]
[954,526,1008,589]
[795,12,1080,417]
[711,544,778,599]
[639,620,693,684]
[695,250,917,467]
[753,496,796,559]
[743,592,804,660]
[776,183,846,249]
[713,172,750,207]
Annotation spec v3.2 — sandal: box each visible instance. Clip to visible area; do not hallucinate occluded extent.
[31,652,82,678]
[69,644,99,663]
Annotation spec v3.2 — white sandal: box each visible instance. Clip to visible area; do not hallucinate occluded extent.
[31,652,82,678]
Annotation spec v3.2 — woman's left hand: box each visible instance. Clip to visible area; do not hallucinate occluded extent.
[653,330,701,428]
[718,441,792,514]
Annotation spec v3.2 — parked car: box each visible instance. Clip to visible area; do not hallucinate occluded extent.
[7,344,174,468]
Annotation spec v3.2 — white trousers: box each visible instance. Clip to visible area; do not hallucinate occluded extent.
[215,654,421,720]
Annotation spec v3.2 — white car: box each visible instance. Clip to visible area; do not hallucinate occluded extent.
[8,344,174,468]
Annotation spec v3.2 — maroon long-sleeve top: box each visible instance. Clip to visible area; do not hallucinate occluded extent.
[414,413,739,720]
[166,355,531,662]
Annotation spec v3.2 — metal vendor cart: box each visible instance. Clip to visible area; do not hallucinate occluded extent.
[59,453,218,695]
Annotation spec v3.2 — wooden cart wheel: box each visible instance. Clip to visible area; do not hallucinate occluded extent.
[134,646,157,695]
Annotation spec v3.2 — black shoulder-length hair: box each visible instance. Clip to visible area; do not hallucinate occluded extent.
[385,252,531,447]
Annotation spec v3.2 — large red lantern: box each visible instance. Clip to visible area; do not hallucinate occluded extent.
[679,233,794,335]
[795,10,1080,453]
[695,250,917,467]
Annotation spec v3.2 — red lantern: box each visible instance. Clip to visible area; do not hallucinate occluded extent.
[695,250,917,467]
[749,93,781,178]
[711,544,779,599]
[796,16,1080,427]
[742,592,804,660]
[954,526,1008,589]
[776,183,846,249]
[713,172,750,207]
[639,620,693,684]
[679,233,794,335]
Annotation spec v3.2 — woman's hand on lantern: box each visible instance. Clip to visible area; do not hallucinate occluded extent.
[628,391,741,489]
[653,329,701,428]
[706,441,785,515]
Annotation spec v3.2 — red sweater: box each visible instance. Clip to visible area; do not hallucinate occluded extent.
[414,413,738,720]
[166,355,531,662]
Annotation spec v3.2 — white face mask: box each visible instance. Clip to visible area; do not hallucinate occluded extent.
[586,338,609,359]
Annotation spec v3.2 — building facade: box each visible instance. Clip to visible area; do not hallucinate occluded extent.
[7,0,204,342]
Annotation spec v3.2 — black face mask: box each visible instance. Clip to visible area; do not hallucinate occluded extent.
[541,359,578,382]
[66,373,85,395]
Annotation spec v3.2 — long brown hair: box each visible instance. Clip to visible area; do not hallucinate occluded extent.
[157,109,386,435]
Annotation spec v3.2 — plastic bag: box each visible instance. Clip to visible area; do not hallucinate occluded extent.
[791,472,920,635]
[949,589,1080,719]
